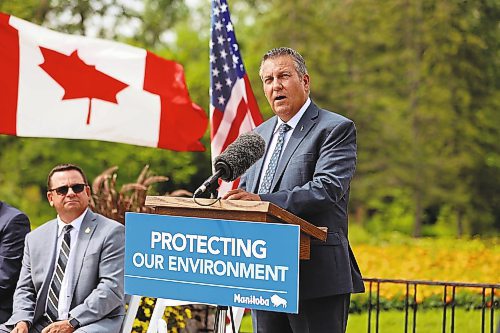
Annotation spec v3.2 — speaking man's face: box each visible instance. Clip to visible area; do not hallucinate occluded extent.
[260,55,309,122]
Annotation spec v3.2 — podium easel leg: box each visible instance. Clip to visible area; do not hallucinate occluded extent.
[213,306,235,333]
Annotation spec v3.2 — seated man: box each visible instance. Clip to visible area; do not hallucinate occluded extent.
[0,164,125,333]
[0,201,31,324]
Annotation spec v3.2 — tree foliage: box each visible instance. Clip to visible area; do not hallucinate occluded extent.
[0,0,498,236]
[244,0,500,236]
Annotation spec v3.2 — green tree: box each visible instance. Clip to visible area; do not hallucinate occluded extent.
[0,0,188,48]
[247,0,500,236]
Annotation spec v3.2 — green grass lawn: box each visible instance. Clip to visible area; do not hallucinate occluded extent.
[239,308,498,332]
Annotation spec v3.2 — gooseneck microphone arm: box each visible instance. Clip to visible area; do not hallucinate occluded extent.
[192,132,266,199]
[193,168,224,198]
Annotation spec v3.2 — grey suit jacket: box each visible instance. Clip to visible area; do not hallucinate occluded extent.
[3,210,125,333]
[0,202,30,323]
[241,101,365,300]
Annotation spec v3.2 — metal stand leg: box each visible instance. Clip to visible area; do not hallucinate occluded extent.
[213,306,235,333]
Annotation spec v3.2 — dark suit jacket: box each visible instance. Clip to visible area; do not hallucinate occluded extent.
[0,201,30,324]
[241,101,365,300]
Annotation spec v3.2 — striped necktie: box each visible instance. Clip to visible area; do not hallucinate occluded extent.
[46,224,73,322]
[259,123,292,194]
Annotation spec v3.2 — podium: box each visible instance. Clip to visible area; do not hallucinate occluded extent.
[123,196,328,333]
[145,196,327,260]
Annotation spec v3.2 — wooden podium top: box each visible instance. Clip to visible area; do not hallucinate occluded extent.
[145,196,327,242]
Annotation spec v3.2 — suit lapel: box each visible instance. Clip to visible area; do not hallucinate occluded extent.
[69,210,98,302]
[46,220,59,273]
[250,118,278,193]
[270,103,319,192]
[37,219,57,312]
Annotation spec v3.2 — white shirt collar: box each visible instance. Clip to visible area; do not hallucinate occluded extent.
[56,208,87,236]
[275,97,311,132]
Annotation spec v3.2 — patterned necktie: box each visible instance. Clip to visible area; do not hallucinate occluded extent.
[46,224,73,322]
[259,123,292,194]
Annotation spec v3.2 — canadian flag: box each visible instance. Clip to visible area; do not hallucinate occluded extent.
[0,13,207,151]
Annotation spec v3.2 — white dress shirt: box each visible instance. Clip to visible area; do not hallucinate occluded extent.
[258,98,311,189]
[53,208,86,319]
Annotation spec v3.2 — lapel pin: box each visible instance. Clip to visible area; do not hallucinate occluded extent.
[85,227,91,234]
[300,125,304,131]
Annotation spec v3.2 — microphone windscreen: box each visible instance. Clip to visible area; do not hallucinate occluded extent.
[214,132,266,181]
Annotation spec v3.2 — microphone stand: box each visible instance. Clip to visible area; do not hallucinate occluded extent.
[213,305,235,333]
[192,172,235,333]
[192,178,219,200]
[208,182,219,200]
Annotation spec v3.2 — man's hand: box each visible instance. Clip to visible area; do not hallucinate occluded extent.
[223,189,261,201]
[41,320,75,333]
[11,322,28,333]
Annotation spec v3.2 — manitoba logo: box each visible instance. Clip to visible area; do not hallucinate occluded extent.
[234,294,270,306]
[233,293,287,308]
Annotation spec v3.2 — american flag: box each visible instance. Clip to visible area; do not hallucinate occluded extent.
[210,0,263,196]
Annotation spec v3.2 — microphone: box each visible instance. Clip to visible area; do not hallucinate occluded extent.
[194,132,266,197]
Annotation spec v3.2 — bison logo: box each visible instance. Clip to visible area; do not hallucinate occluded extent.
[270,294,287,308]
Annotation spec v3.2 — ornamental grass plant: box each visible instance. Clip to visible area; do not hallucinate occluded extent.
[89,165,204,332]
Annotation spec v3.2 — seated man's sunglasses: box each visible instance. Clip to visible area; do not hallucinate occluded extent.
[48,184,87,196]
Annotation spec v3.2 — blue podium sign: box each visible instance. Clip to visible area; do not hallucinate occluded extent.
[125,212,300,313]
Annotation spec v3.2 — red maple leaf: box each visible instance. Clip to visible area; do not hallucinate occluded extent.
[39,47,129,125]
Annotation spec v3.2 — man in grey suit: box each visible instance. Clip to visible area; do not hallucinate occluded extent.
[224,47,365,332]
[0,164,125,333]
[0,202,31,324]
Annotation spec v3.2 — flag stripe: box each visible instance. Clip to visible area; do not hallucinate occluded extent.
[0,13,19,135]
[144,51,207,152]
[211,79,247,157]
[210,108,223,140]
[243,75,263,125]
[221,99,251,151]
